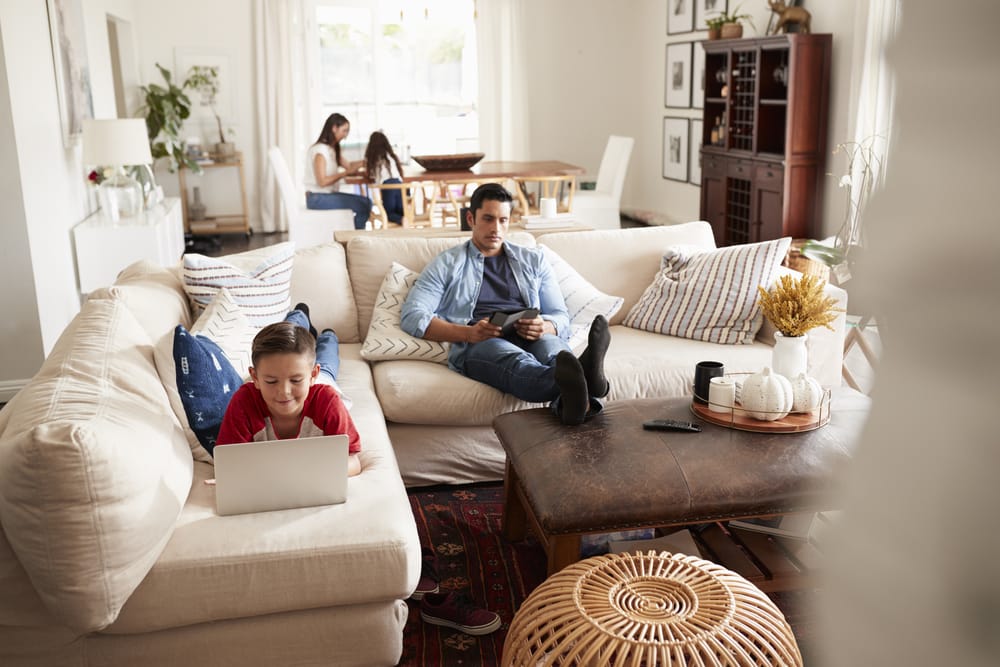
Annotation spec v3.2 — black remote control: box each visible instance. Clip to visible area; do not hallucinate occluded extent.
[642,419,702,433]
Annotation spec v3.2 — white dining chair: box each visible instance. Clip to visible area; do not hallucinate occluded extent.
[268,146,355,247]
[570,135,635,230]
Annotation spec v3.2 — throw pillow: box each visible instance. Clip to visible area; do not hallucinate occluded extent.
[172,325,244,456]
[361,262,450,363]
[623,237,792,344]
[182,241,295,328]
[190,287,255,381]
[540,245,625,351]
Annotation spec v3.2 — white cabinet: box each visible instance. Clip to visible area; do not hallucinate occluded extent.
[73,197,185,294]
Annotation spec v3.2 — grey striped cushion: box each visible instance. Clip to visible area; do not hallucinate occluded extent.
[624,237,791,344]
[182,242,294,328]
[361,262,450,363]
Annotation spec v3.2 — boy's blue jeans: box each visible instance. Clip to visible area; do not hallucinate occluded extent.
[284,309,339,381]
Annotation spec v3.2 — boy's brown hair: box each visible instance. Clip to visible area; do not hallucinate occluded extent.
[251,322,316,367]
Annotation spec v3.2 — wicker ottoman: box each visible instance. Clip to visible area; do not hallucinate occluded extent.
[503,550,802,666]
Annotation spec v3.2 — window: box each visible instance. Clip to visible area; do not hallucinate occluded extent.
[311,0,478,160]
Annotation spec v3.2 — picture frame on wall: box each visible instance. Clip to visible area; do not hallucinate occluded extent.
[175,49,237,138]
[664,42,692,109]
[689,119,703,184]
[662,117,690,182]
[695,0,728,30]
[46,0,94,148]
[667,0,694,34]
[692,42,706,109]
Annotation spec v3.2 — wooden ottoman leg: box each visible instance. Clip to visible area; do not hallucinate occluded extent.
[547,535,582,575]
[502,460,527,541]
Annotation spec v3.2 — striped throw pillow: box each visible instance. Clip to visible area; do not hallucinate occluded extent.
[623,237,791,344]
[182,242,294,328]
[540,245,624,351]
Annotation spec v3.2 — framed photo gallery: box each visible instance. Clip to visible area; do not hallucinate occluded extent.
[665,0,714,185]
[668,0,728,35]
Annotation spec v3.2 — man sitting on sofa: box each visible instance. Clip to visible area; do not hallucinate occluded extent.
[400,183,610,425]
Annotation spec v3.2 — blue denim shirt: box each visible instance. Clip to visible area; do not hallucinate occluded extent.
[400,240,571,371]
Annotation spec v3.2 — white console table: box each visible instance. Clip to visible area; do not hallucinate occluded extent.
[73,197,185,294]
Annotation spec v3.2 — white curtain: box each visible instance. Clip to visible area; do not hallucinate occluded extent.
[475,0,529,160]
[253,0,313,232]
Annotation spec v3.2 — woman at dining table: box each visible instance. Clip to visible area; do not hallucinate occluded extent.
[304,113,372,230]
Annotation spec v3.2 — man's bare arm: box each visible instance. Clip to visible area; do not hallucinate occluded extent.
[423,317,502,344]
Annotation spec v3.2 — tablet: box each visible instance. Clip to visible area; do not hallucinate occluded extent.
[489,308,539,336]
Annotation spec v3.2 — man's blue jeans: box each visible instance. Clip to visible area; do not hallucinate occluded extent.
[463,334,570,403]
[284,310,340,382]
[306,191,372,230]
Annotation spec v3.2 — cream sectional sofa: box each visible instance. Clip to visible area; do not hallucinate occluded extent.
[0,220,846,665]
[344,222,847,487]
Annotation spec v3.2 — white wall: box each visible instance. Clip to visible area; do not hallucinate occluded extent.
[523,0,864,237]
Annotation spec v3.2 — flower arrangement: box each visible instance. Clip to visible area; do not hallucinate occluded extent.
[757,274,843,337]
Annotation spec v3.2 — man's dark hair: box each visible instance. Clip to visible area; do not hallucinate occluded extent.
[469,183,513,217]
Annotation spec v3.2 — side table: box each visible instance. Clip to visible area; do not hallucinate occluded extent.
[178,152,251,236]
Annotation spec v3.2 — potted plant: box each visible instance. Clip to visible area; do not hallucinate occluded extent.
[138,63,198,173]
[185,65,236,159]
[757,274,842,379]
[705,3,755,40]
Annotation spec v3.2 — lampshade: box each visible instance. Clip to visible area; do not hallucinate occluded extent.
[82,118,153,166]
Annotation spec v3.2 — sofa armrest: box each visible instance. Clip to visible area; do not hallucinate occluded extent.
[756,266,848,387]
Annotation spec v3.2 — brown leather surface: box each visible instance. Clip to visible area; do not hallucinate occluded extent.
[493,391,869,535]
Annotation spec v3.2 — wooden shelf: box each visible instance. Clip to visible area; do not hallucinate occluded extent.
[179,151,250,237]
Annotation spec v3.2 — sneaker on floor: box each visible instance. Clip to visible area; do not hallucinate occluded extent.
[420,592,501,636]
[411,547,439,601]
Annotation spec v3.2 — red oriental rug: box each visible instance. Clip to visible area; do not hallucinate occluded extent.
[400,483,818,666]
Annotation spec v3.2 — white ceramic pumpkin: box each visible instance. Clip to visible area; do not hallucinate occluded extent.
[790,373,824,413]
[740,367,793,421]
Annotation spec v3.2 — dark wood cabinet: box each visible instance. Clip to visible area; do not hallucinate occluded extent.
[698,34,831,246]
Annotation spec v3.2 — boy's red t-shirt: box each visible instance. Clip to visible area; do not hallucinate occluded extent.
[216,382,361,453]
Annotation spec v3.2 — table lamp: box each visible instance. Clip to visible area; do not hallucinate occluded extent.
[82,119,153,223]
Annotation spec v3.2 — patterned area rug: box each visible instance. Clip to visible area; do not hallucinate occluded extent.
[401,483,817,666]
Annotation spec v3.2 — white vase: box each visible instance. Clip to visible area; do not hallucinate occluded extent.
[772,332,808,380]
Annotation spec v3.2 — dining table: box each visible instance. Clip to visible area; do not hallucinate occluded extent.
[345,159,585,228]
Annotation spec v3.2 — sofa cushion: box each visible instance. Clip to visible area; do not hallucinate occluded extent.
[0,297,193,633]
[539,245,624,351]
[535,222,717,324]
[182,242,295,328]
[93,260,193,340]
[624,237,791,344]
[289,241,361,344]
[361,263,450,363]
[346,232,536,337]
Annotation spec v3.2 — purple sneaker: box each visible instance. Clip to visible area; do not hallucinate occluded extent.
[410,547,439,601]
[420,592,502,636]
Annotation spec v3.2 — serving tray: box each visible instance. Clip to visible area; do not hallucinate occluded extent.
[690,388,832,434]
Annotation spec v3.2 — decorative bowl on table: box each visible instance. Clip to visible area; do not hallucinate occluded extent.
[411,152,485,171]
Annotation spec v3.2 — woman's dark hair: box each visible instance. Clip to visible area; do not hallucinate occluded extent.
[469,182,514,216]
[251,321,316,368]
[315,113,349,169]
[363,131,404,183]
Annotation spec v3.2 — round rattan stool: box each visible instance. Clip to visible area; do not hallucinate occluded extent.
[503,551,802,666]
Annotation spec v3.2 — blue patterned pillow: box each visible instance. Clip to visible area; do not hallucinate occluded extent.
[172,325,243,455]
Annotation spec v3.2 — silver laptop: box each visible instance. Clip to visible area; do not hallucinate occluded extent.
[214,435,350,516]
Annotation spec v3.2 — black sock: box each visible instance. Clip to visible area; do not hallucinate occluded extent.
[555,351,589,426]
[294,302,318,338]
[578,315,611,398]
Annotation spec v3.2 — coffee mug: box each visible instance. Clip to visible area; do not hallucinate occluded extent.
[539,197,558,219]
[693,361,724,404]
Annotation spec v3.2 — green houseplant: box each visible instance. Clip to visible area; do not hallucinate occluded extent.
[706,3,755,39]
[138,63,198,172]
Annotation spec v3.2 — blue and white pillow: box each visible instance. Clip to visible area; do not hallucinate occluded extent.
[172,325,243,456]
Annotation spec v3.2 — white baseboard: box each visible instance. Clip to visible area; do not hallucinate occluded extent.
[0,379,28,404]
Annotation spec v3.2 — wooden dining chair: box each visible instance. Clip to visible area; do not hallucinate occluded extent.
[365,181,421,228]
[512,174,576,217]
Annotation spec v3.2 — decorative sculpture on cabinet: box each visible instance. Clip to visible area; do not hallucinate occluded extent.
[767,0,812,34]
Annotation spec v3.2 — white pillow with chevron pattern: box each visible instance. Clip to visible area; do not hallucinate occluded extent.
[189,287,255,381]
[361,263,450,363]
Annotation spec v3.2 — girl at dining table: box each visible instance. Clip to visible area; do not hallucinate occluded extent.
[363,130,406,224]
[304,113,372,230]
